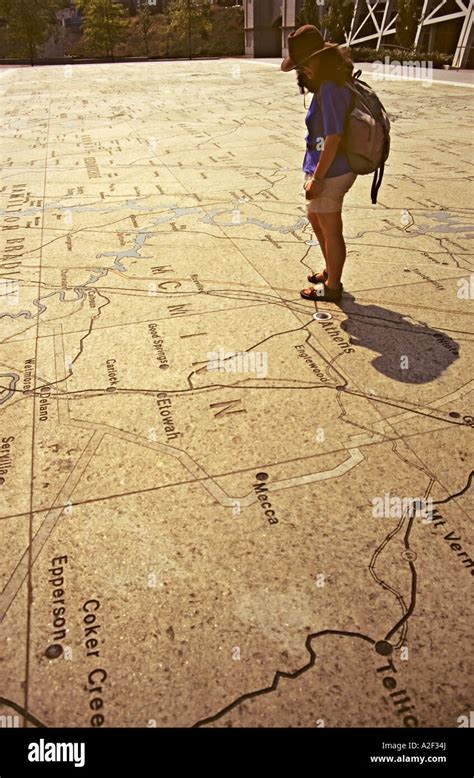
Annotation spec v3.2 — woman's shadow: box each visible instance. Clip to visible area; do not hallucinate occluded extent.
[338,294,459,383]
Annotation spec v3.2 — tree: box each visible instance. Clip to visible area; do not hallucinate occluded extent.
[322,0,354,44]
[166,0,212,58]
[0,0,67,65]
[139,2,152,55]
[296,0,323,28]
[78,0,128,60]
[396,0,419,48]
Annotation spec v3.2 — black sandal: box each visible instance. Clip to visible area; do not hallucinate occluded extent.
[307,269,328,284]
[300,283,343,303]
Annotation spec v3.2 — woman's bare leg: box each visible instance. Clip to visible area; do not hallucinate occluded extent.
[307,211,328,266]
[316,210,346,290]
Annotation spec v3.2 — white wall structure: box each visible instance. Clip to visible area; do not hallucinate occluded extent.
[414,0,473,67]
[346,0,473,68]
[347,0,398,49]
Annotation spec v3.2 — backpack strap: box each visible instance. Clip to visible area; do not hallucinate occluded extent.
[315,80,356,111]
[315,82,356,138]
[370,134,390,204]
[344,79,373,118]
[370,163,384,205]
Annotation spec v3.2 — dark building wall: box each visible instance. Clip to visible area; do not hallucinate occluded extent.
[281,0,304,56]
[244,0,281,57]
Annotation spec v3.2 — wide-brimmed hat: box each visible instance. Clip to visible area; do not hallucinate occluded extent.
[281,24,339,72]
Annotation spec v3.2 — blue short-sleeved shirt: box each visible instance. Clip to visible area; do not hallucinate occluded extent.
[302,80,353,178]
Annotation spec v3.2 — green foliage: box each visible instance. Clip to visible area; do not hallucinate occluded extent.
[322,0,354,43]
[139,3,152,54]
[1,0,243,60]
[78,0,128,58]
[296,0,322,27]
[166,0,212,56]
[205,4,243,56]
[349,45,453,67]
[396,0,419,48]
[0,0,67,60]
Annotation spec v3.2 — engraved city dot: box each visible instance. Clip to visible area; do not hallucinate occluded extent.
[45,644,63,660]
[375,641,393,656]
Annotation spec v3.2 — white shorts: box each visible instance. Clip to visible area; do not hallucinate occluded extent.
[303,170,357,214]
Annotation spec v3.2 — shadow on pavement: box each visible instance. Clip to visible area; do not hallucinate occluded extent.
[339,293,459,383]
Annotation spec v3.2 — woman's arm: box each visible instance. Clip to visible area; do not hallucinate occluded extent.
[304,133,342,198]
[312,134,341,180]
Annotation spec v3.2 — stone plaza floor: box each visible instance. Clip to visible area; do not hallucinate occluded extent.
[0,59,473,727]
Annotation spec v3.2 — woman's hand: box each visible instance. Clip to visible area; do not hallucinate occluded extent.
[304,177,324,200]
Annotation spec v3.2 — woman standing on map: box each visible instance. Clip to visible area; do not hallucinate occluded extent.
[281,25,357,303]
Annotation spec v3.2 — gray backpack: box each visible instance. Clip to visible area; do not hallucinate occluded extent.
[343,70,391,203]
[317,70,391,204]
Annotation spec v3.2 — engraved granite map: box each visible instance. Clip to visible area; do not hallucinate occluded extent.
[0,59,473,729]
